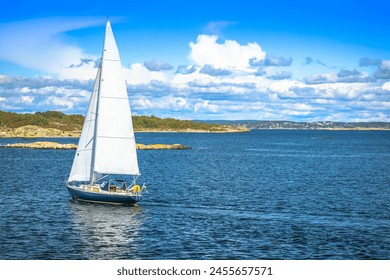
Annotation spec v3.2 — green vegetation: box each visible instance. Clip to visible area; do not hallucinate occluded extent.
[0,110,84,131]
[132,115,229,131]
[0,110,244,132]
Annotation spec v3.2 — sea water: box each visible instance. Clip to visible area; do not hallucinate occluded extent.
[0,130,389,259]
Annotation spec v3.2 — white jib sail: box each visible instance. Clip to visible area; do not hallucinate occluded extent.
[68,66,101,182]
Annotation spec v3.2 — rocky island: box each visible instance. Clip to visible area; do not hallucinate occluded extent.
[0,141,190,150]
[2,141,78,149]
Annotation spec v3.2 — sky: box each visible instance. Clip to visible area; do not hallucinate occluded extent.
[0,0,389,121]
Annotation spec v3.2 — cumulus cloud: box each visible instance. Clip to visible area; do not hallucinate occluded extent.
[359,57,382,67]
[124,63,171,85]
[373,60,390,79]
[305,58,390,85]
[305,73,336,84]
[337,69,372,83]
[268,71,292,80]
[250,54,293,67]
[69,58,100,68]
[194,100,219,113]
[2,69,389,121]
[0,75,92,91]
[199,64,232,76]
[0,75,92,112]
[189,34,265,70]
[254,69,267,76]
[356,58,390,80]
[337,69,361,78]
[176,65,197,75]
[305,69,371,84]
[1,26,389,122]
[144,59,173,71]
[382,81,390,91]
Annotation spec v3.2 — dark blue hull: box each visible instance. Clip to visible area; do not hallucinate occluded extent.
[66,185,141,206]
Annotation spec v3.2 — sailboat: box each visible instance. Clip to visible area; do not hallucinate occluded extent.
[66,21,145,205]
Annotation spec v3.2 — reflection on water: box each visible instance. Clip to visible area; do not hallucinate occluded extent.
[68,201,144,259]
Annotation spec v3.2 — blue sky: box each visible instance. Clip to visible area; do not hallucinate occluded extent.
[0,0,389,121]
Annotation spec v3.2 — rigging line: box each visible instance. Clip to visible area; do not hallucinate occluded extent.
[85,137,94,148]
[99,96,129,100]
[95,174,110,182]
[76,148,93,152]
[97,135,135,140]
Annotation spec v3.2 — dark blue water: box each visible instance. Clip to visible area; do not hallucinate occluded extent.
[0,130,389,259]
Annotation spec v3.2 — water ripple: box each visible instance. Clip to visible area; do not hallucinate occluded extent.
[0,131,389,259]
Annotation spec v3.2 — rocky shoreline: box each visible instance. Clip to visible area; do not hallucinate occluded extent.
[1,141,77,149]
[0,125,81,138]
[0,125,249,138]
[0,141,190,150]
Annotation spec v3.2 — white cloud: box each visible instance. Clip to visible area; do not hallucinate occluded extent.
[21,96,34,104]
[382,81,390,91]
[124,63,171,85]
[189,34,266,70]
[194,100,219,113]
[305,72,338,84]
[268,79,303,97]
[133,95,190,112]
[44,96,74,110]
[280,109,312,116]
[288,103,316,111]
[200,64,232,76]
[59,59,99,80]
[268,71,292,80]
[144,59,173,71]
[1,27,389,122]
[20,87,32,94]
[0,17,103,79]
[250,54,293,67]
[176,65,198,75]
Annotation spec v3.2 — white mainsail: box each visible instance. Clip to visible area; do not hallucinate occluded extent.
[68,21,139,183]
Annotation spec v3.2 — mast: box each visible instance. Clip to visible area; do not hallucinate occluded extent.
[89,61,102,185]
[89,20,109,185]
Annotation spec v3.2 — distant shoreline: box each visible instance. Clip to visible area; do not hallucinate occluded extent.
[251,127,390,131]
[212,120,390,131]
[1,127,389,139]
